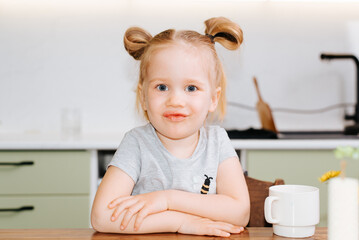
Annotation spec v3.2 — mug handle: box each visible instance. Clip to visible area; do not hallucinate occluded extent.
[264,196,279,224]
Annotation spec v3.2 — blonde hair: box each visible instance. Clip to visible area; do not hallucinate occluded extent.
[123,17,243,121]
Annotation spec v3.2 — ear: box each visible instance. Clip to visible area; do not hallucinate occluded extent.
[209,87,221,113]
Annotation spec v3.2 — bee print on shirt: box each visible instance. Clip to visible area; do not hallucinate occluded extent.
[201,174,213,194]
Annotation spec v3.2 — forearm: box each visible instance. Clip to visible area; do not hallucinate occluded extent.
[92,207,185,234]
[167,190,249,226]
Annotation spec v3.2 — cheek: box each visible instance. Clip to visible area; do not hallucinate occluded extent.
[146,92,163,111]
[192,95,212,112]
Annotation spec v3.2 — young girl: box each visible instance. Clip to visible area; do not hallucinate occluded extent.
[91,17,250,237]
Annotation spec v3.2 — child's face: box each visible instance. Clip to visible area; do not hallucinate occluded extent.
[140,43,220,140]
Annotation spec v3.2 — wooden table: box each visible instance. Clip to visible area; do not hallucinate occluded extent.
[0,227,327,239]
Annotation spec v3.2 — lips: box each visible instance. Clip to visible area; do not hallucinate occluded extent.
[163,112,188,121]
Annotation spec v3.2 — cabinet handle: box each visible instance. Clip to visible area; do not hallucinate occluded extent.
[0,161,34,166]
[0,206,34,212]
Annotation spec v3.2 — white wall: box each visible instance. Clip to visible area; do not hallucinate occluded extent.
[1,0,359,135]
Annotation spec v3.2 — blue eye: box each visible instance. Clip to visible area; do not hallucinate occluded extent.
[185,85,197,92]
[156,84,168,91]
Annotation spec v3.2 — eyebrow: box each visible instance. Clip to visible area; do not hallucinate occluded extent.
[183,78,206,87]
[148,78,167,83]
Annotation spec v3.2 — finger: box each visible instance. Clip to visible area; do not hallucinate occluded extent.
[108,196,132,209]
[121,202,145,230]
[225,225,243,234]
[226,226,244,234]
[111,207,122,222]
[134,207,150,231]
[214,222,234,229]
[209,228,231,238]
[235,226,245,233]
[212,222,243,234]
[111,199,138,221]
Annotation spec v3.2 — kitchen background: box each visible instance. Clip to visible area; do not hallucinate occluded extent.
[1,0,359,136]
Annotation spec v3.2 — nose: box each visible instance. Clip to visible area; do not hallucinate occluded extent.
[167,89,185,107]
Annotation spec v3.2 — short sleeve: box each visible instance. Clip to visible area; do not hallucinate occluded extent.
[108,131,141,183]
[218,127,238,163]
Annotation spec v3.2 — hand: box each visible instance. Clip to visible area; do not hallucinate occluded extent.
[177,216,244,237]
[108,191,169,230]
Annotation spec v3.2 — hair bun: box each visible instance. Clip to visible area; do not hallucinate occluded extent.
[205,17,243,50]
[124,27,152,60]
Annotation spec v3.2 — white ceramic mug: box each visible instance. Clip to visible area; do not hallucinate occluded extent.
[264,185,319,238]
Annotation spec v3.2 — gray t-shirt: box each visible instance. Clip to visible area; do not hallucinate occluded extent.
[109,123,237,195]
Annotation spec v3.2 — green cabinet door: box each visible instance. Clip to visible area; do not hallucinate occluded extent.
[246,149,359,227]
[0,151,90,194]
[0,195,90,228]
[0,150,91,228]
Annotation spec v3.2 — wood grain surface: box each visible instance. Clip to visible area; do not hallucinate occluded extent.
[0,227,327,240]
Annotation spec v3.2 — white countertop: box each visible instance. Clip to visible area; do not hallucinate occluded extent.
[0,133,358,150]
[231,139,359,150]
[0,133,125,150]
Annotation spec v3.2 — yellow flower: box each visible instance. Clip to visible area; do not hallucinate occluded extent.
[318,170,341,182]
[319,146,358,182]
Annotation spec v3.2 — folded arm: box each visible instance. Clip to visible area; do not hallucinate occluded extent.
[91,166,185,233]
[91,166,244,237]
[167,156,250,226]
[109,157,250,229]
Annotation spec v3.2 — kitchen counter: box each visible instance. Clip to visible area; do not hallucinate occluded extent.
[0,133,125,150]
[1,133,357,229]
[231,138,359,150]
[0,133,358,150]
[231,138,359,172]
[0,227,328,239]
[2,133,357,176]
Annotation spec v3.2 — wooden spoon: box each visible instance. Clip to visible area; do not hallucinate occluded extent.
[253,76,278,133]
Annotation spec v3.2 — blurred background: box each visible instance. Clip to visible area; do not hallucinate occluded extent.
[1,0,359,135]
